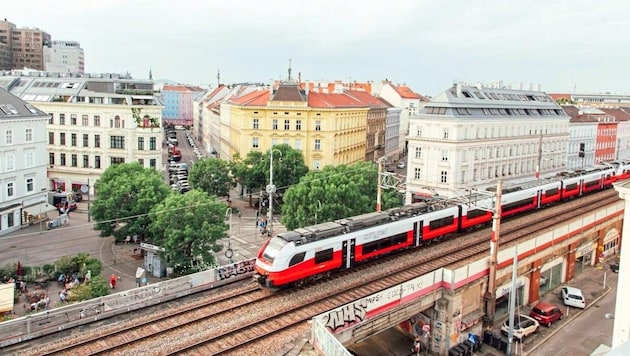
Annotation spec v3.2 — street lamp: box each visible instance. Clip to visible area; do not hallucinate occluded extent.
[267,148,282,237]
[224,208,234,263]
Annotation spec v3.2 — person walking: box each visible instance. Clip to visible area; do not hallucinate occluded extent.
[109,274,117,289]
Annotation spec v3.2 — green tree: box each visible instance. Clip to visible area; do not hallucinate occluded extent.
[280,161,402,230]
[67,275,110,302]
[149,189,228,275]
[91,162,171,242]
[231,151,266,204]
[55,253,102,277]
[188,158,235,199]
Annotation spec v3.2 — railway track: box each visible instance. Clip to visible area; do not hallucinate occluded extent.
[7,190,620,355]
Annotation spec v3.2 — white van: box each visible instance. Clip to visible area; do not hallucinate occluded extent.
[561,286,585,308]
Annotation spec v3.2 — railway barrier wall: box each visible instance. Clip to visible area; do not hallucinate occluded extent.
[0,258,256,347]
[312,200,624,355]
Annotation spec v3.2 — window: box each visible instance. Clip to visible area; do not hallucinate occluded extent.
[60,153,66,166]
[93,115,100,127]
[440,171,448,183]
[252,137,259,148]
[82,115,88,126]
[6,154,14,171]
[95,155,101,169]
[25,128,32,142]
[25,150,34,167]
[272,138,278,147]
[7,210,13,227]
[314,248,333,264]
[26,177,34,192]
[150,158,156,168]
[314,139,321,150]
[296,120,302,130]
[49,152,54,165]
[138,159,144,166]
[83,155,89,168]
[150,137,156,150]
[48,132,54,144]
[48,113,54,124]
[138,137,144,150]
[415,147,422,158]
[71,154,78,167]
[253,118,259,129]
[272,119,278,130]
[314,160,320,171]
[442,150,448,161]
[5,130,12,144]
[443,128,449,139]
[284,119,290,130]
[94,134,100,148]
[83,134,89,147]
[111,157,125,165]
[71,133,77,146]
[414,168,421,179]
[59,113,65,125]
[295,139,302,150]
[60,132,66,145]
[113,115,122,128]
[7,181,14,198]
[110,135,125,149]
[71,114,77,125]
[289,252,306,267]
[315,120,321,131]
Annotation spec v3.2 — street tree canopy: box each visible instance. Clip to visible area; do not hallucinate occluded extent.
[149,189,228,274]
[91,163,171,242]
[280,161,403,230]
[188,158,235,199]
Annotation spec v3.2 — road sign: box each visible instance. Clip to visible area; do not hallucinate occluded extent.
[80,185,89,193]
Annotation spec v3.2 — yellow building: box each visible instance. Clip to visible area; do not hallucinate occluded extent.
[225,83,369,170]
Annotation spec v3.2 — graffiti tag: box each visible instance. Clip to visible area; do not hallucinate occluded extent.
[217,259,255,280]
[323,299,368,332]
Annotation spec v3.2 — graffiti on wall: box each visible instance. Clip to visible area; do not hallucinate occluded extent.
[217,259,255,280]
[323,298,368,333]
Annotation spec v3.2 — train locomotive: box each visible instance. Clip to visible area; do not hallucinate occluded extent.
[253,161,630,289]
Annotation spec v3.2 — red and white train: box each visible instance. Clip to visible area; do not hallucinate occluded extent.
[254,161,630,289]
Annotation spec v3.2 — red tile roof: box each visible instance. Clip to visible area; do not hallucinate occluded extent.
[230,90,270,106]
[549,93,572,101]
[344,90,389,108]
[601,108,630,121]
[271,84,305,101]
[308,92,367,108]
[387,82,425,100]
[163,85,205,92]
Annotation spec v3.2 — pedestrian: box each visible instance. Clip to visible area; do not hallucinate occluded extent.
[109,274,117,289]
[412,336,421,355]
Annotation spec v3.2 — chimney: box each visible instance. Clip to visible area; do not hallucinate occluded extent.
[536,84,541,91]
[456,82,463,97]
[519,82,523,90]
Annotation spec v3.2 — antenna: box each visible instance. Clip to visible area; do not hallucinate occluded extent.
[288,58,292,81]
[217,69,220,87]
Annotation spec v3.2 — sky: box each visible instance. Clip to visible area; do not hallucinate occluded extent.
[3,0,629,97]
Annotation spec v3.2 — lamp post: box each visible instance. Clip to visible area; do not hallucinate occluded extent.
[267,148,282,237]
[225,208,234,263]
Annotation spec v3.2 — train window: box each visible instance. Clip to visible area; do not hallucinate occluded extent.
[467,209,487,219]
[585,180,599,188]
[545,188,558,196]
[288,252,306,267]
[314,248,334,264]
[502,198,531,211]
[262,237,289,262]
[364,238,390,254]
[429,215,454,230]
[565,183,578,191]
[391,233,407,245]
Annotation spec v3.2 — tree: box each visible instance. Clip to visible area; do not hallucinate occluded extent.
[149,189,228,275]
[91,163,171,242]
[280,161,403,230]
[188,158,235,199]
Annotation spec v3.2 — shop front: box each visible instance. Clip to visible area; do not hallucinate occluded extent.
[539,257,564,295]
[602,229,620,259]
[495,276,528,317]
[575,241,596,274]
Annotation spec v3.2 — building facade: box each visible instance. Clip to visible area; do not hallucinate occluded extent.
[0,87,50,235]
[161,85,204,128]
[406,83,570,201]
[0,71,163,195]
[5,21,51,71]
[43,40,84,74]
[384,106,402,160]
[345,90,388,162]
[562,105,597,170]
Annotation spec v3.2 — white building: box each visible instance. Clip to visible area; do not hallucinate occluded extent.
[0,87,50,235]
[405,83,570,201]
[192,85,228,157]
[43,40,85,74]
[384,106,402,159]
[0,71,163,196]
[562,105,597,170]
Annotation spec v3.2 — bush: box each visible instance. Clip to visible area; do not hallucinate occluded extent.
[54,253,102,278]
[67,275,110,302]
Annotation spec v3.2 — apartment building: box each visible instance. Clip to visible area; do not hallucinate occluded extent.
[406,83,570,201]
[43,40,85,74]
[0,87,50,235]
[161,84,205,127]
[0,20,51,71]
[0,71,163,195]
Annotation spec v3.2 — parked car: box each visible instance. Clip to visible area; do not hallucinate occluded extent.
[529,301,563,327]
[561,286,586,308]
[397,161,406,169]
[501,314,539,341]
[610,262,620,273]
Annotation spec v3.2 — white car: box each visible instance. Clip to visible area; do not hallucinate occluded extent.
[561,286,585,308]
[501,314,539,341]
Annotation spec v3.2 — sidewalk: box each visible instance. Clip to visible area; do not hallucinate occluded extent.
[481,263,616,355]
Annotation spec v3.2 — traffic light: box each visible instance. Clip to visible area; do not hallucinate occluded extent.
[578,143,585,158]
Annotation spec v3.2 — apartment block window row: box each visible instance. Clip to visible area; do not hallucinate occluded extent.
[110,135,124,149]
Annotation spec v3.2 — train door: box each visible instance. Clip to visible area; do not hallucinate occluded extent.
[414,221,423,246]
[342,239,356,269]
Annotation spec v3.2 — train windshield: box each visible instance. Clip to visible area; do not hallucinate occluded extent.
[262,237,289,262]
